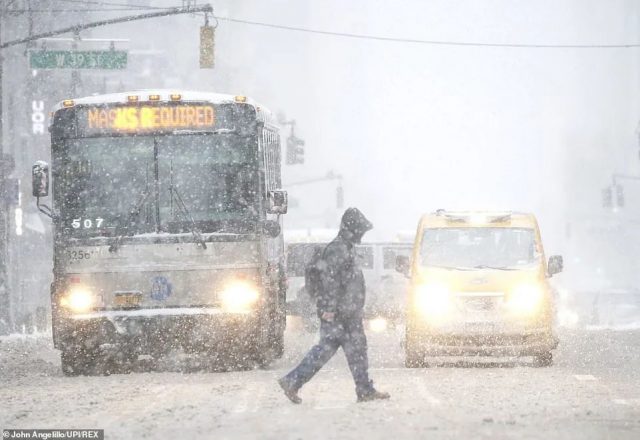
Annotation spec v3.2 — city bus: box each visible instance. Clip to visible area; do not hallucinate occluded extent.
[31,90,288,375]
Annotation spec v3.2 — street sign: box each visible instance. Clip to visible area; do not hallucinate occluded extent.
[29,50,128,70]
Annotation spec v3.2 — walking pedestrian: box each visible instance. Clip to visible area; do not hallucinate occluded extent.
[278,208,390,403]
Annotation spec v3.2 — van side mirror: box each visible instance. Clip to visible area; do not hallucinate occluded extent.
[32,161,50,197]
[395,255,410,277]
[267,190,288,215]
[548,255,563,276]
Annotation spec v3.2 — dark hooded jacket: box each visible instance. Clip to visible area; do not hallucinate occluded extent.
[316,208,373,319]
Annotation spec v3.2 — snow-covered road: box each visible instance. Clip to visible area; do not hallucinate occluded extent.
[2,324,640,439]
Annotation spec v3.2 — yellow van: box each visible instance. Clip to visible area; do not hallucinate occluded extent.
[396,211,562,367]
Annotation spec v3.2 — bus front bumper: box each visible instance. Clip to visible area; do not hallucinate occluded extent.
[54,307,260,353]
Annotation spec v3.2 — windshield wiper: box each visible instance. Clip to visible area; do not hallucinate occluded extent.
[168,183,207,249]
[108,189,152,253]
[429,265,475,271]
[172,128,240,136]
[472,265,518,271]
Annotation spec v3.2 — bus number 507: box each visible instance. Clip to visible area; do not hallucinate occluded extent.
[72,218,104,229]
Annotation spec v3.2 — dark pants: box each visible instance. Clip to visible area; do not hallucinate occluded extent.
[283,317,374,397]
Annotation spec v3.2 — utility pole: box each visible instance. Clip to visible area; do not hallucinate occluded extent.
[280,118,305,165]
[0,5,213,50]
[0,4,8,335]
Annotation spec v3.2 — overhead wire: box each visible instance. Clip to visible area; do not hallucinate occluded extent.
[8,9,157,13]
[9,2,640,49]
[214,16,640,49]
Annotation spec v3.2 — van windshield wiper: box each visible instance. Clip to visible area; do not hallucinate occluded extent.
[428,265,475,271]
[473,265,518,271]
[168,183,207,249]
[108,189,152,253]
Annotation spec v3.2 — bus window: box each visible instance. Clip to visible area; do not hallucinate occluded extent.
[383,246,412,269]
[356,246,374,269]
[286,243,325,277]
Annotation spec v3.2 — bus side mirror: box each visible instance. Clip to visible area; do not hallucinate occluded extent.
[548,255,563,276]
[32,161,50,197]
[267,190,288,214]
[262,220,281,238]
[396,255,410,277]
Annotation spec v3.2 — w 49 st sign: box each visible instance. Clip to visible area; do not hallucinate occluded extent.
[30,50,127,70]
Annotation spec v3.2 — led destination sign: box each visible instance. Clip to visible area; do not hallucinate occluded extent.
[81,105,215,134]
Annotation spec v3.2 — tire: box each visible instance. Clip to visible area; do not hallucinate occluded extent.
[405,324,427,368]
[271,327,285,359]
[103,348,138,375]
[405,339,426,368]
[60,348,96,376]
[234,336,259,370]
[251,327,284,369]
[254,304,288,367]
[534,351,553,367]
[405,350,425,368]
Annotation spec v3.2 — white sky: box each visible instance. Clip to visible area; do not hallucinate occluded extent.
[93,0,640,253]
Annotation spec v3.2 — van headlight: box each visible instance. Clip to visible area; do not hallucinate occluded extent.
[413,282,453,319]
[220,281,260,313]
[60,287,96,313]
[507,284,544,315]
[368,317,388,333]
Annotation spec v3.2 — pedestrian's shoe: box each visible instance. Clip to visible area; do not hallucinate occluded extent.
[278,378,302,404]
[357,389,390,403]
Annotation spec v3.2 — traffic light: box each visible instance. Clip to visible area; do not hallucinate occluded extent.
[615,184,625,207]
[602,187,613,208]
[286,135,305,165]
[200,25,215,69]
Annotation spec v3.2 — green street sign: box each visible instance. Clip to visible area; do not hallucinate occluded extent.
[30,50,128,70]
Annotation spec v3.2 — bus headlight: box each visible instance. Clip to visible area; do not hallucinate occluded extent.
[368,317,388,333]
[414,282,452,319]
[220,281,260,313]
[507,284,544,315]
[60,287,96,313]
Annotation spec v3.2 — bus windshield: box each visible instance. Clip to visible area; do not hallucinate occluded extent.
[158,135,259,233]
[420,227,539,270]
[54,133,258,237]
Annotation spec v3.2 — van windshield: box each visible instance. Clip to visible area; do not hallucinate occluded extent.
[420,227,539,270]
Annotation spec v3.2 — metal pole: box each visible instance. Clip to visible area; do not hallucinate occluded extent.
[0,5,213,50]
[0,4,9,335]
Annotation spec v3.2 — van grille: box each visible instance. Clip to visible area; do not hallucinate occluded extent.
[456,293,503,312]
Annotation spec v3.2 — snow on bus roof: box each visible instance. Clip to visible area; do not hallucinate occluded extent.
[52,89,274,120]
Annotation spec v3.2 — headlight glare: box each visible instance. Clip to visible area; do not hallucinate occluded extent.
[220,281,260,313]
[368,317,388,333]
[61,287,96,313]
[507,284,544,315]
[414,282,452,319]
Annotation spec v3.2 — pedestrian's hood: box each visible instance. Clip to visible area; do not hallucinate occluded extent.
[339,208,373,244]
